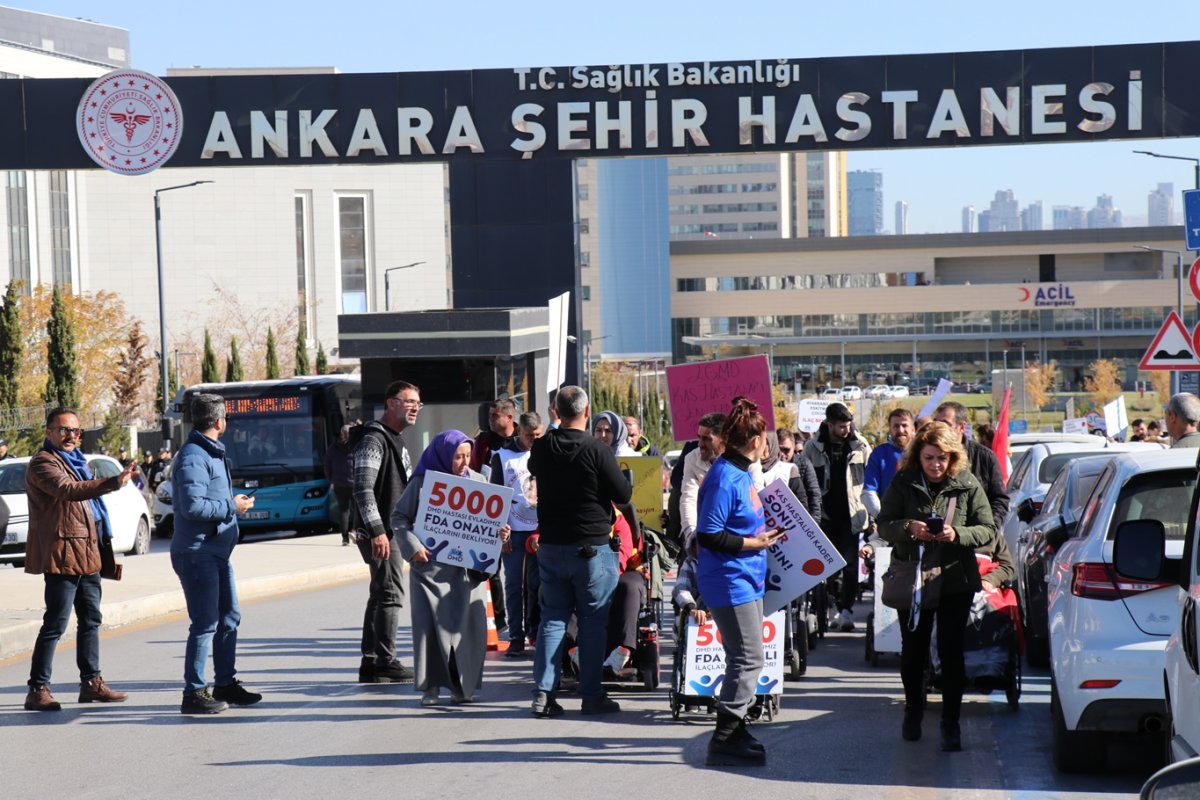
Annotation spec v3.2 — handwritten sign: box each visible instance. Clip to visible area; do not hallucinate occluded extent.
[666,355,775,441]
[796,398,829,433]
[616,456,664,530]
[412,471,513,574]
[758,477,847,614]
[681,610,786,697]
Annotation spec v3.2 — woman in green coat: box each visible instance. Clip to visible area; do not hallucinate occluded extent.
[876,421,996,752]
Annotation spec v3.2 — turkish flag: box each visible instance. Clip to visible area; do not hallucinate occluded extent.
[993,385,1013,484]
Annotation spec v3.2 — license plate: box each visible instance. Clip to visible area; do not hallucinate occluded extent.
[2,530,16,544]
[243,511,269,520]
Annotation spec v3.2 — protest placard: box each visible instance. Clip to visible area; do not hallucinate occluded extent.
[681,610,786,697]
[796,398,829,433]
[917,378,955,418]
[616,456,665,530]
[666,355,775,441]
[1062,417,1088,434]
[412,471,513,574]
[871,547,903,657]
[758,477,847,614]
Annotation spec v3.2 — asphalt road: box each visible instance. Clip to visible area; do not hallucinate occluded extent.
[0,581,1154,800]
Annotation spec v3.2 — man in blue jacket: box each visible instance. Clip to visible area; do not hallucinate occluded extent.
[171,393,261,715]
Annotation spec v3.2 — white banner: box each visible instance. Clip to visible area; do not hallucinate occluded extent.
[871,547,903,655]
[1062,417,1088,434]
[1103,395,1128,440]
[796,398,829,433]
[545,291,570,395]
[681,610,786,697]
[412,471,513,574]
[917,378,955,419]
[758,478,847,614]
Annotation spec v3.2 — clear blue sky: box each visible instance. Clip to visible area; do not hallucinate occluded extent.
[18,0,1200,234]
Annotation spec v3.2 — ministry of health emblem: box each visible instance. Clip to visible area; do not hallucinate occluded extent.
[76,69,183,175]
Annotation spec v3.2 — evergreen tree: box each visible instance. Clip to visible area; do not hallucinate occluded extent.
[97,405,127,455]
[0,281,21,416]
[44,284,79,408]
[265,327,280,379]
[294,318,311,376]
[315,342,328,375]
[202,328,219,383]
[113,321,150,419]
[226,336,244,382]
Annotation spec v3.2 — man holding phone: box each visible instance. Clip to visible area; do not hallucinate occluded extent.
[23,407,135,711]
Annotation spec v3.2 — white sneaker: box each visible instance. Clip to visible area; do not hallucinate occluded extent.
[838,610,856,632]
[568,647,580,674]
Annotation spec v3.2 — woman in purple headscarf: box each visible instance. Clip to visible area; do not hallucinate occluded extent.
[391,430,511,706]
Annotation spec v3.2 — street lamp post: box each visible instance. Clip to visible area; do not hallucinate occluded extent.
[155,180,213,446]
[1133,150,1200,199]
[383,262,426,311]
[1136,244,1186,396]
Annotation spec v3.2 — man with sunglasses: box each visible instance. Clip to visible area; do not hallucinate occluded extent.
[351,380,422,684]
[24,408,136,711]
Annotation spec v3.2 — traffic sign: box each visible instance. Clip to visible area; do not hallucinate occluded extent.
[1190,257,1200,303]
[1186,189,1200,252]
[1140,311,1200,371]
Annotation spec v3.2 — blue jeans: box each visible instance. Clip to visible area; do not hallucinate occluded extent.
[502,530,536,643]
[533,543,618,699]
[29,572,102,686]
[171,551,241,695]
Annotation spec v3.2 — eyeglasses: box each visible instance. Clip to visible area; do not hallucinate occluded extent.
[54,427,83,437]
[390,396,424,409]
[778,447,794,457]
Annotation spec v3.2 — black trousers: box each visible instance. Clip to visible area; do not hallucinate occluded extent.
[333,485,353,538]
[606,570,646,652]
[899,591,974,724]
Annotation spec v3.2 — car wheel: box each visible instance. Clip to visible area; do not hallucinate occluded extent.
[1025,634,1050,669]
[154,518,173,539]
[131,517,151,556]
[1052,683,1102,773]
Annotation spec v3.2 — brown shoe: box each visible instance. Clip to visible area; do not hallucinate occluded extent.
[25,684,62,711]
[79,676,128,703]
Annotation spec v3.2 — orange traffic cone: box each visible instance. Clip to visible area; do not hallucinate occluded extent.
[485,579,501,651]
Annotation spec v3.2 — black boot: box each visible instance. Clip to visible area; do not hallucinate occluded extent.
[941,720,962,752]
[707,711,767,766]
[902,705,923,741]
[733,718,766,754]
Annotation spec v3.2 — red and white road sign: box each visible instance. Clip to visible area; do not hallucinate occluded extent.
[1189,257,1200,304]
[1141,311,1200,371]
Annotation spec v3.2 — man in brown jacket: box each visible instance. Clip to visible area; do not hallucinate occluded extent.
[24,407,135,711]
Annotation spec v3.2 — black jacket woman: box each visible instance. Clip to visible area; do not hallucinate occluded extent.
[876,421,996,752]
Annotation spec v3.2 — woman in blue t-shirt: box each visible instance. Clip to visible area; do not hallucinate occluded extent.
[695,397,784,767]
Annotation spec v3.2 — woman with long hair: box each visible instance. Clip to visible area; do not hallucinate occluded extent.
[875,421,996,751]
[694,397,784,766]
[391,430,511,706]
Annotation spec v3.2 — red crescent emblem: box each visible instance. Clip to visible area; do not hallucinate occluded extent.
[1018,287,1030,302]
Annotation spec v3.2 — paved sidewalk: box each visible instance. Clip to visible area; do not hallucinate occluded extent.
[0,534,367,663]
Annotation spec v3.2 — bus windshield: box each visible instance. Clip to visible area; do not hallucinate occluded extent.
[223,414,326,479]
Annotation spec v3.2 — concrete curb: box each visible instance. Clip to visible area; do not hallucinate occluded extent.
[0,561,364,663]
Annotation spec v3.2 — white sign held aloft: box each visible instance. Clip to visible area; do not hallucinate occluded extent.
[1103,395,1129,440]
[412,471,513,574]
[796,398,829,433]
[1062,417,1088,435]
[917,378,955,418]
[757,478,847,614]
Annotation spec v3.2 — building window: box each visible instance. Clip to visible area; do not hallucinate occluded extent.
[294,193,312,330]
[579,217,590,235]
[337,194,370,313]
[579,250,590,267]
[6,171,29,291]
[578,184,589,201]
[581,285,592,301]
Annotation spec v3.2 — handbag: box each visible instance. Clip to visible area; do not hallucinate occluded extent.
[98,536,123,581]
[879,497,956,612]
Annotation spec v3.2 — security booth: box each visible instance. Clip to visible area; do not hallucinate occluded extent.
[337,307,552,451]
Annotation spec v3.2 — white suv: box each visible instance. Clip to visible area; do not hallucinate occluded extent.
[1114,449,1200,763]
[1046,449,1196,772]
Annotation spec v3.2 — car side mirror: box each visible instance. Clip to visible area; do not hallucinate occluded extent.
[1016,497,1038,524]
[1045,518,1069,552]
[1113,519,1174,584]
[1140,756,1200,799]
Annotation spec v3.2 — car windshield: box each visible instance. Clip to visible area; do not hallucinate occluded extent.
[0,462,27,494]
[1038,451,1106,484]
[1107,469,1197,541]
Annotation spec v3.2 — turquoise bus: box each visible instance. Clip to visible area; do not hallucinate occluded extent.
[175,375,362,535]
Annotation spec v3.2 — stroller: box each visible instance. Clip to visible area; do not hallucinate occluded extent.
[926,556,1022,709]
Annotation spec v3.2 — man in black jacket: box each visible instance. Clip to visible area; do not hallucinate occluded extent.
[351,380,420,684]
[934,402,1010,525]
[528,385,632,718]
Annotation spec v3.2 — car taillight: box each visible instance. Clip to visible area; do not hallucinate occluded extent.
[1071,562,1171,600]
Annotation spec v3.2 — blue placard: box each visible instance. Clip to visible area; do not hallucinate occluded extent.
[1185,189,1200,252]
[1008,419,1028,434]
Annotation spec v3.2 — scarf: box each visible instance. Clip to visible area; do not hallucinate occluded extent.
[412,429,472,479]
[592,410,628,456]
[761,430,780,471]
[46,439,113,542]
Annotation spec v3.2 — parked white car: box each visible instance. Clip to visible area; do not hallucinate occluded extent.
[820,387,841,401]
[840,384,863,400]
[884,385,910,399]
[1114,449,1200,764]
[1046,449,1197,772]
[0,455,152,568]
[864,384,890,399]
[153,463,173,536]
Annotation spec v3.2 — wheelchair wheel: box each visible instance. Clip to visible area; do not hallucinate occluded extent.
[1006,657,1022,709]
[864,612,876,665]
[669,690,682,720]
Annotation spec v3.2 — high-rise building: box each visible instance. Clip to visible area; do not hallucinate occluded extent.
[847,170,883,236]
[1149,182,1174,226]
[666,152,846,241]
[1087,194,1122,229]
[1020,201,1044,232]
[1053,205,1087,230]
[978,210,992,233]
[962,205,976,233]
[894,201,908,235]
[986,190,1020,232]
